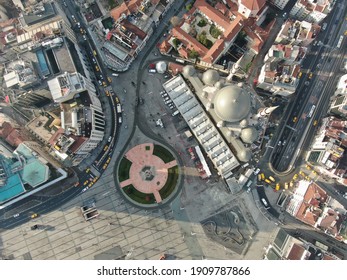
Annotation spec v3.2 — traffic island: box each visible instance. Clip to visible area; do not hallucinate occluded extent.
[117,143,181,208]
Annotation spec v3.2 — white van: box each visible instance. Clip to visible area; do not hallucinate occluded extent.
[112,73,119,77]
[172,110,179,117]
[118,117,122,123]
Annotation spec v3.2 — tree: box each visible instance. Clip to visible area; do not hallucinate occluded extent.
[186,3,193,10]
[173,38,181,49]
[188,49,199,59]
[210,25,222,39]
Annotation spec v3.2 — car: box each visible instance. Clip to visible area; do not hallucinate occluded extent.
[322,23,327,30]
[112,73,119,77]
[163,33,167,37]
[269,176,276,182]
[107,77,112,83]
[298,72,302,78]
[83,180,89,186]
[260,173,265,180]
[289,181,294,188]
[81,187,88,193]
[99,74,104,80]
[102,163,108,170]
[31,213,38,219]
[103,81,107,87]
[278,140,282,146]
[13,213,19,218]
[104,145,109,151]
[164,75,170,79]
[149,69,156,73]
[246,187,251,193]
[115,97,120,103]
[92,58,97,64]
[261,198,269,208]
[312,171,318,176]
[293,116,298,123]
[98,80,102,86]
[86,168,90,173]
[308,72,313,79]
[284,182,289,189]
[93,50,97,56]
[257,174,262,181]
[265,178,271,184]
[105,90,110,96]
[282,12,287,18]
[293,174,298,180]
[95,65,100,71]
[254,168,260,175]
[63,1,67,7]
[106,157,111,164]
[108,136,112,142]
[313,120,318,126]
[275,183,280,191]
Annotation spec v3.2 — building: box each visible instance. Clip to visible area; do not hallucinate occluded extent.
[163,66,271,190]
[275,20,319,47]
[105,0,174,71]
[265,228,341,260]
[289,0,334,24]
[306,117,347,185]
[0,142,67,209]
[27,72,105,166]
[268,0,291,10]
[286,180,347,242]
[330,94,347,118]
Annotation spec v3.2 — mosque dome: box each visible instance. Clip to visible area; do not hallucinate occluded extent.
[182,65,196,77]
[214,80,224,89]
[213,85,251,123]
[202,69,220,86]
[240,127,258,144]
[237,148,252,162]
[240,119,249,128]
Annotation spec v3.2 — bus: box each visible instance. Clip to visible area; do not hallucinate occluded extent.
[307,105,316,118]
[175,58,185,64]
[337,35,343,49]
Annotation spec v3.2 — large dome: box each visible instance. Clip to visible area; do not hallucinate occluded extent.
[213,85,251,122]
[238,149,252,162]
[202,69,220,86]
[240,127,258,144]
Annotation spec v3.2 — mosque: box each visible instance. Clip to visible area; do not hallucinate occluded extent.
[163,65,277,182]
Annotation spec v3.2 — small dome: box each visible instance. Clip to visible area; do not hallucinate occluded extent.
[156,61,167,73]
[238,148,252,162]
[215,80,224,89]
[240,119,248,128]
[213,85,251,123]
[202,69,220,86]
[240,127,258,144]
[182,65,196,77]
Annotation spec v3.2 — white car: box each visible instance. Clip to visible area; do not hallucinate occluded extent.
[254,168,260,175]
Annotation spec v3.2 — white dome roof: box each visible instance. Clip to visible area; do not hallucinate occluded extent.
[202,69,220,86]
[156,61,167,73]
[213,85,251,123]
[238,149,252,162]
[240,127,258,144]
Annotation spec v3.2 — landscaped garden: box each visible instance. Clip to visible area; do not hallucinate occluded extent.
[118,157,132,182]
[122,184,156,204]
[152,144,175,163]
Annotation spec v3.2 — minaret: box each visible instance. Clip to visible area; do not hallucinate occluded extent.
[256,106,279,119]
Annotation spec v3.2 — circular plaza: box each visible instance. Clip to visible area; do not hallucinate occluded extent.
[117,143,181,208]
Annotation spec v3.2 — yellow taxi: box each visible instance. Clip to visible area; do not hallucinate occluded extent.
[105,90,110,96]
[31,213,38,219]
[284,182,289,189]
[92,176,99,183]
[275,183,280,191]
[289,181,294,188]
[305,164,311,170]
[313,120,318,126]
[88,181,94,188]
[293,116,298,123]
[85,168,90,173]
[93,50,97,56]
[83,180,89,186]
[298,72,302,78]
[293,174,298,180]
[102,163,108,170]
[299,171,305,177]
[102,81,107,87]
[107,77,112,83]
[115,97,120,103]
[104,145,109,151]
[308,72,313,79]
[312,171,318,176]
[265,178,271,184]
[260,173,265,180]
[95,65,100,71]
[106,157,111,164]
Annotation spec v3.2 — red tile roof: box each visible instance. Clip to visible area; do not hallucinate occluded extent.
[240,0,266,11]
[110,0,142,20]
[158,38,171,53]
[121,19,147,40]
[171,26,208,55]
[287,243,306,260]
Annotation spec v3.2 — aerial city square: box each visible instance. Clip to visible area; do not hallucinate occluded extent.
[0,0,346,261]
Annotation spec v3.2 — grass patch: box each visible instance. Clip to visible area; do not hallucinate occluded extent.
[122,184,156,204]
[159,166,179,200]
[152,144,175,163]
[210,25,222,39]
[118,157,132,182]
